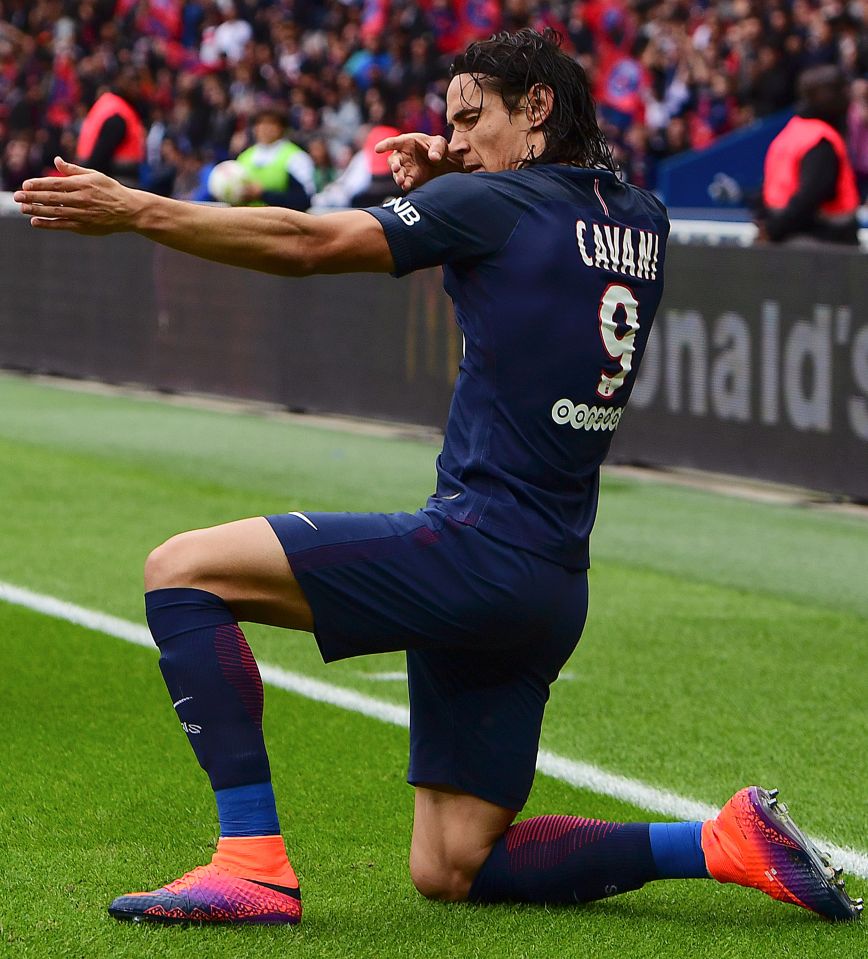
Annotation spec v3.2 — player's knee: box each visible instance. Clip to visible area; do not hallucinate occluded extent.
[144,532,207,591]
[408,848,474,902]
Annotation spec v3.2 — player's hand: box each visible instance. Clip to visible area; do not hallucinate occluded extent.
[242,182,264,204]
[13,156,145,235]
[374,133,462,192]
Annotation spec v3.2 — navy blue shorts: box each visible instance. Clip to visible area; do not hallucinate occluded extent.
[265,507,588,810]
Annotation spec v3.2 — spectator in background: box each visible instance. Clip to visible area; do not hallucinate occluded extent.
[760,65,860,245]
[0,135,41,190]
[749,44,797,117]
[173,148,211,202]
[199,74,236,160]
[235,105,315,210]
[848,78,868,200]
[200,1,253,67]
[311,123,399,209]
[320,73,364,152]
[306,136,337,194]
[147,135,183,197]
[618,123,656,190]
[649,113,691,161]
[75,69,146,186]
[2,0,868,198]
[344,34,393,91]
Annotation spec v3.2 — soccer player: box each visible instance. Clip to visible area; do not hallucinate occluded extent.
[15,29,860,926]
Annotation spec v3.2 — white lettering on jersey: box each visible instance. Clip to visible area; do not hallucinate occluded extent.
[592,223,610,271]
[384,196,420,226]
[603,225,621,273]
[621,229,636,276]
[637,230,654,279]
[575,220,594,267]
[575,219,659,280]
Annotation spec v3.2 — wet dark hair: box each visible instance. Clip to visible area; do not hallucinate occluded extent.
[451,28,616,171]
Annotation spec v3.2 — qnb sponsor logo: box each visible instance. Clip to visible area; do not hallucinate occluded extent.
[383,196,420,226]
[551,398,624,431]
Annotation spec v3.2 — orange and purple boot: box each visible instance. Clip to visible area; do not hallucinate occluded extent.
[702,786,862,921]
[108,836,302,925]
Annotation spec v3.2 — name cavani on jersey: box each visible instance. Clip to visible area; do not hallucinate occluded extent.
[575,220,660,280]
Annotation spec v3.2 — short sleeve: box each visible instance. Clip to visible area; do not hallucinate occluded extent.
[365,172,525,277]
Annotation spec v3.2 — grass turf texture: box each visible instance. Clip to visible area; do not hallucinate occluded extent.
[0,374,865,958]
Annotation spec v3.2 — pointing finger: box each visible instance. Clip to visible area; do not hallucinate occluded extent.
[375,133,430,154]
[427,136,448,162]
[375,137,402,154]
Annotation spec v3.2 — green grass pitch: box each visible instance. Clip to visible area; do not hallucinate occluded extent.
[0,374,865,959]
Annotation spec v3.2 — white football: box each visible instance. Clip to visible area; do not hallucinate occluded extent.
[207,160,251,205]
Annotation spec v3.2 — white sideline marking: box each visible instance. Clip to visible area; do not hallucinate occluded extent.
[2,579,867,881]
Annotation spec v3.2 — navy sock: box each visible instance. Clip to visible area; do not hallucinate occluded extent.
[145,587,279,834]
[648,821,708,878]
[469,816,659,904]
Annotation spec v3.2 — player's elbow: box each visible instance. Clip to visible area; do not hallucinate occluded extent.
[257,210,320,277]
[282,210,394,276]
[277,238,337,277]
[283,226,341,276]
[280,252,318,277]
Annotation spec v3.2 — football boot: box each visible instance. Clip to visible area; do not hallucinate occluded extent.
[702,786,862,921]
[109,837,301,925]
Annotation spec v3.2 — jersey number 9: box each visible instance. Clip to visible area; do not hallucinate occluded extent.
[596,283,640,399]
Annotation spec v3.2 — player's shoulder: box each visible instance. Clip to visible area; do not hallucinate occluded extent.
[405,169,529,221]
[409,165,597,216]
[412,169,502,200]
[610,174,670,227]
[471,165,668,223]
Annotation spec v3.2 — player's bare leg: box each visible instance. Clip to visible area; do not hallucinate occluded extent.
[112,518,862,925]
[110,517,312,925]
[411,783,671,906]
[409,786,517,901]
[144,516,315,630]
[411,785,861,922]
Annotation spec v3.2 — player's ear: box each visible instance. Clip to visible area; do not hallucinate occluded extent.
[526,84,554,128]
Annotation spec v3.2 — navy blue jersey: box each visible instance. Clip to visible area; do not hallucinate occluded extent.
[366,166,669,568]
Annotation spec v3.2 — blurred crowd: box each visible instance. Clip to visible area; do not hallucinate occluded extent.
[2,0,868,199]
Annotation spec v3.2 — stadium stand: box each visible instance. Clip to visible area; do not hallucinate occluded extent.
[1,1,867,203]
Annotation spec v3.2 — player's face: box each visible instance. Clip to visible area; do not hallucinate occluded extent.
[445,73,543,173]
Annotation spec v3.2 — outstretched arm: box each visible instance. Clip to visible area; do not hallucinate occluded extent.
[14,157,393,277]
